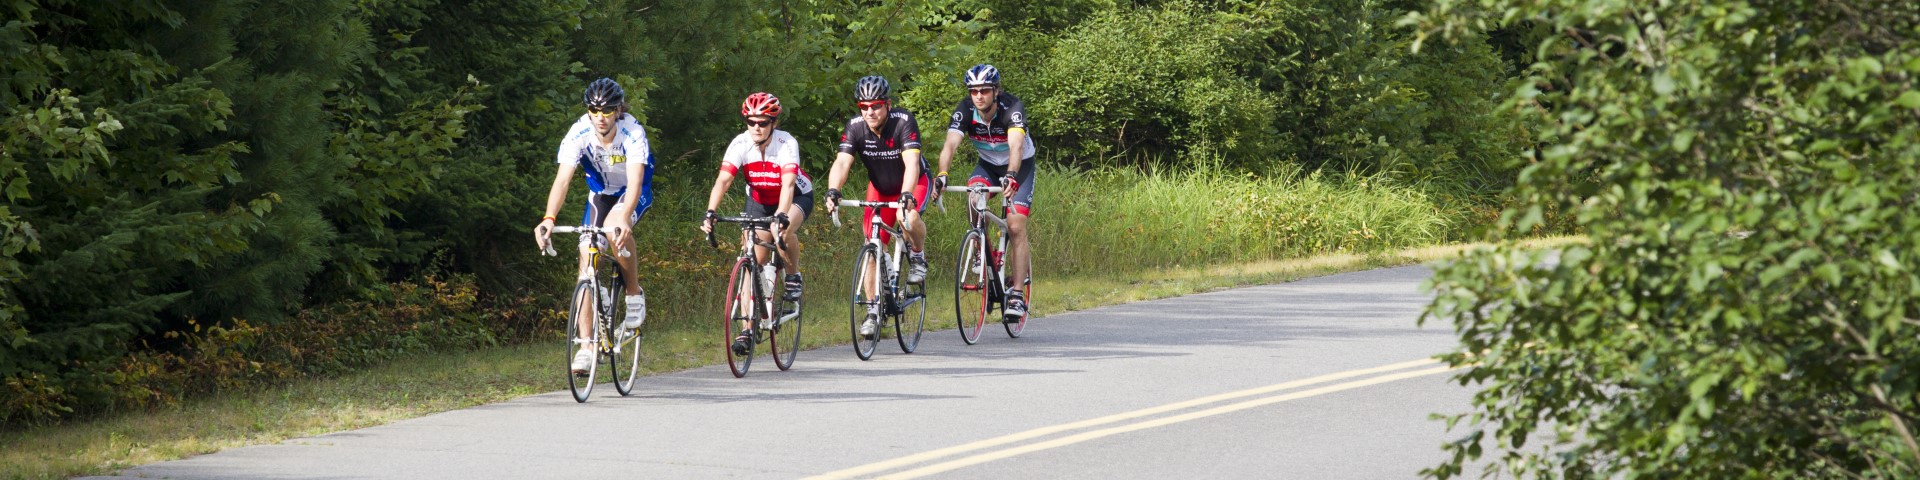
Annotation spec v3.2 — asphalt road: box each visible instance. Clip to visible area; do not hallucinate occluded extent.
[94,265,1477,479]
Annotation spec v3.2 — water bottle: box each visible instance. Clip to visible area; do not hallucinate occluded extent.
[761,265,777,298]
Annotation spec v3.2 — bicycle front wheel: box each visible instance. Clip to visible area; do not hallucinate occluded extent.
[612,283,643,396]
[849,245,881,360]
[724,258,756,377]
[954,230,990,345]
[771,268,803,371]
[565,280,597,403]
[894,272,925,354]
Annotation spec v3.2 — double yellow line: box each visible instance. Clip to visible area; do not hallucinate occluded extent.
[806,358,1457,480]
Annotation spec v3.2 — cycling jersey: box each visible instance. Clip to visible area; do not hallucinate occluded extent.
[720,129,814,206]
[946,91,1037,167]
[557,113,655,226]
[556,113,652,196]
[838,107,926,195]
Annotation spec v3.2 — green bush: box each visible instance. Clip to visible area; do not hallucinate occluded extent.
[1028,1,1280,161]
[1,275,522,424]
[1414,0,1920,476]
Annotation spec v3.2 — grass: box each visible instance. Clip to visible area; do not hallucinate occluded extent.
[1,164,1547,479]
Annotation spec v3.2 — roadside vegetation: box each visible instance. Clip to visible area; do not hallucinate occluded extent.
[0,168,1526,479]
[1412,0,1920,477]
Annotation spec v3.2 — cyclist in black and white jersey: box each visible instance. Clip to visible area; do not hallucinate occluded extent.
[534,78,656,374]
[934,64,1035,319]
[824,75,932,337]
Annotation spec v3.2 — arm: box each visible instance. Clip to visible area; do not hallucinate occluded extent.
[1006,127,1027,175]
[935,129,963,200]
[826,151,855,214]
[537,161,579,248]
[701,170,735,234]
[901,149,923,207]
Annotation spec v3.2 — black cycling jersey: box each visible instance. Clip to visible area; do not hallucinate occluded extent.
[838,107,926,195]
[946,91,1037,167]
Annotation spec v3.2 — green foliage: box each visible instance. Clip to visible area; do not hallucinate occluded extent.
[0,0,1528,428]
[1028,1,1280,161]
[1412,0,1920,476]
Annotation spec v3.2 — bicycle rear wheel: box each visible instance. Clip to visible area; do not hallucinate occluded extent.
[771,268,804,371]
[724,258,756,377]
[612,283,643,396]
[954,230,990,345]
[849,245,881,360]
[566,280,597,403]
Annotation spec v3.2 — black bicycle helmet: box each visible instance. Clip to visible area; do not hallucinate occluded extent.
[854,75,890,102]
[583,78,624,109]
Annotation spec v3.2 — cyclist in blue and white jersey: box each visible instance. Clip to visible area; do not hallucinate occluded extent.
[534,78,656,374]
[934,64,1036,320]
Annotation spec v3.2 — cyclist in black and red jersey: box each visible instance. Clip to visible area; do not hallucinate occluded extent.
[824,75,932,338]
[934,64,1035,320]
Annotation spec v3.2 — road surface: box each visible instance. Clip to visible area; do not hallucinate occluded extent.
[97,265,1477,479]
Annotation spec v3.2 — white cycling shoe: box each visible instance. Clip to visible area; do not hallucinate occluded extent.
[570,346,595,374]
[621,294,645,330]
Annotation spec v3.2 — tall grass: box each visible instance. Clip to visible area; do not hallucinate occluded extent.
[619,160,1462,346]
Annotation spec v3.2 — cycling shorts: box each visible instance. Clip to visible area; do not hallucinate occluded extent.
[863,172,930,245]
[743,188,816,220]
[967,163,1035,216]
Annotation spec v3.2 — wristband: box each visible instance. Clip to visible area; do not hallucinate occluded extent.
[541,216,555,222]
[938,170,948,177]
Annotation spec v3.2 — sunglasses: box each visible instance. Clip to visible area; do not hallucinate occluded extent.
[745,118,774,128]
[968,87,996,95]
[856,100,889,111]
[587,108,618,118]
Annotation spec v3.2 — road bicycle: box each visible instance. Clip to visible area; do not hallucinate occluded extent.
[543,226,646,402]
[942,183,1029,344]
[706,215,804,377]
[831,198,927,360]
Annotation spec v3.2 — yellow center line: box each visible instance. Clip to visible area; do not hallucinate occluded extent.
[804,358,1443,480]
[879,365,1457,479]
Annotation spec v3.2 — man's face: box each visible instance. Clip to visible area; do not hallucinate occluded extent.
[746,115,775,143]
[969,86,997,112]
[858,99,889,131]
[588,107,619,136]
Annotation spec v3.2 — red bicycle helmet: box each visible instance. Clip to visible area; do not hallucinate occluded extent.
[741,92,782,118]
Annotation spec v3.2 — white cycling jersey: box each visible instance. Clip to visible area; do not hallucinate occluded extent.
[720,129,813,205]
[556,113,651,196]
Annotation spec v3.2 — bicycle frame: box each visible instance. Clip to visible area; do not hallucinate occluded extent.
[544,225,631,336]
[542,225,641,401]
[943,184,1012,294]
[707,217,793,330]
[831,199,910,306]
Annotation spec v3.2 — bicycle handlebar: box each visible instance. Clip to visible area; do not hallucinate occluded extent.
[941,185,1004,193]
[937,185,1004,213]
[706,215,785,250]
[829,199,906,229]
[541,225,631,258]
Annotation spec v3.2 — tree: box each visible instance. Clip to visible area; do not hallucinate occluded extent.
[1411,0,1920,477]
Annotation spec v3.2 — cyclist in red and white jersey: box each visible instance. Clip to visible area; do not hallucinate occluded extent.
[824,75,932,338]
[700,92,816,355]
[934,64,1035,320]
[534,78,656,374]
